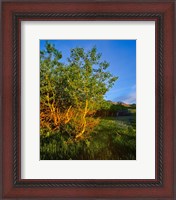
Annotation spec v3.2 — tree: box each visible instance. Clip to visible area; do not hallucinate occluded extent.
[40,42,118,140]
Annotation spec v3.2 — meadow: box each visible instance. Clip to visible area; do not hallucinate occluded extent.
[40,109,136,160]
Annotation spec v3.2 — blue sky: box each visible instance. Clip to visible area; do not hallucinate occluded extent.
[40,40,136,104]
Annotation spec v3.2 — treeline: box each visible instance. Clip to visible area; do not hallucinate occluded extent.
[96,101,136,117]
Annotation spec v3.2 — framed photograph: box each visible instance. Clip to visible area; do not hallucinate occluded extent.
[1,1,175,199]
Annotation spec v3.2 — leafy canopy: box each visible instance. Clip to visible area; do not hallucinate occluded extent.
[40,42,118,140]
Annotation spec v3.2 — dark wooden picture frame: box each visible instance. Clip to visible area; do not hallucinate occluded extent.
[1,1,175,199]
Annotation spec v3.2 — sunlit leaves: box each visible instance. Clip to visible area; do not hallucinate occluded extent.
[40,42,118,140]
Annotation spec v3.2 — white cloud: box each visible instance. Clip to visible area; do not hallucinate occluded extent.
[113,84,136,104]
[122,91,136,104]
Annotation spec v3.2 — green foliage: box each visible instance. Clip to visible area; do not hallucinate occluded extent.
[40,43,118,110]
[40,42,118,139]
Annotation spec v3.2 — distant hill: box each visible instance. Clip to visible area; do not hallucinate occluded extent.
[106,100,135,108]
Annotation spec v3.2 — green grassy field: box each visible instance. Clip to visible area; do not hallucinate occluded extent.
[40,115,136,160]
[89,116,136,159]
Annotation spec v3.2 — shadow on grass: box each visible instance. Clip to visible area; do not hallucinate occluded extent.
[40,116,136,160]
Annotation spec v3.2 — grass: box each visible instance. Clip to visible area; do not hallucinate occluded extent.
[40,116,136,160]
[89,116,136,159]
